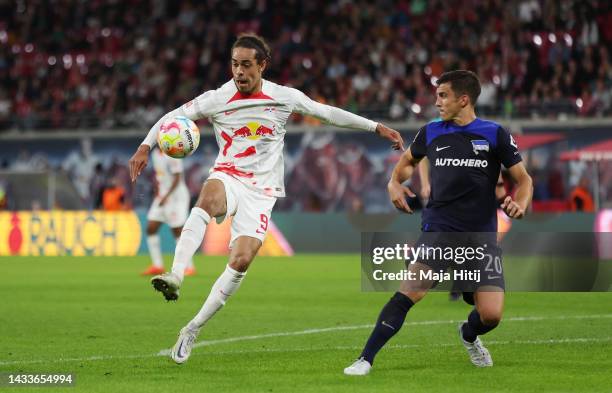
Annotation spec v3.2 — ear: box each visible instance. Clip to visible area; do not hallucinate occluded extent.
[259,59,267,74]
[460,94,470,108]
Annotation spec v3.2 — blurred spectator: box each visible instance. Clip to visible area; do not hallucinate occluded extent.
[569,176,595,212]
[286,132,343,211]
[0,178,7,209]
[90,163,106,209]
[62,138,99,206]
[531,169,550,201]
[102,177,127,211]
[547,162,565,199]
[0,90,11,129]
[337,142,374,211]
[593,79,612,115]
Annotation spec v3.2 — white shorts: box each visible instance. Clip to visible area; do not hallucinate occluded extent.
[146,188,190,228]
[207,171,277,247]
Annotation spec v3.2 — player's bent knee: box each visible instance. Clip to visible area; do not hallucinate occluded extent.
[479,310,502,327]
[229,253,255,273]
[196,193,225,217]
[171,227,182,238]
[146,222,160,235]
[400,290,427,303]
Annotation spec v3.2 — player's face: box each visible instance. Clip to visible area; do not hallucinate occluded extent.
[435,83,468,121]
[231,47,266,94]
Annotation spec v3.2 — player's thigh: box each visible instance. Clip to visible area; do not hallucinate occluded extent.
[228,236,263,272]
[195,179,228,217]
[399,261,435,303]
[164,192,190,229]
[147,200,166,228]
[230,189,275,243]
[146,220,162,235]
[474,290,504,325]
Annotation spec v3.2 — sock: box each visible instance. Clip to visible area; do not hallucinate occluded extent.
[172,235,195,270]
[187,265,246,330]
[461,309,498,343]
[171,207,210,281]
[359,292,414,365]
[146,234,163,268]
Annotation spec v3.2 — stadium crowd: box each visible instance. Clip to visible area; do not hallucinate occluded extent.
[1,0,611,130]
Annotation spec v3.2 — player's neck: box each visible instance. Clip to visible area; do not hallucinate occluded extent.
[451,110,476,126]
[243,80,263,96]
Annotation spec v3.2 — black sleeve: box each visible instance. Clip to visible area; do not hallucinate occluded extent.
[409,126,427,159]
[496,127,522,168]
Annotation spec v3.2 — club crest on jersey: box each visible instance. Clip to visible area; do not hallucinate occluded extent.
[471,140,489,155]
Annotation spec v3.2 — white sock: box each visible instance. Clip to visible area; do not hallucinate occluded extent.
[187,265,246,330]
[146,234,164,267]
[173,235,195,270]
[171,207,210,281]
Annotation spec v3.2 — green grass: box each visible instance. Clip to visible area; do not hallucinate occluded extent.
[1,255,611,392]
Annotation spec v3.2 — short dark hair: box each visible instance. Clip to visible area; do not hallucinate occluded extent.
[436,70,481,105]
[232,33,271,65]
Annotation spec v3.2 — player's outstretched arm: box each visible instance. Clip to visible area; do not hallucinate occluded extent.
[388,148,421,213]
[502,162,533,219]
[291,89,404,150]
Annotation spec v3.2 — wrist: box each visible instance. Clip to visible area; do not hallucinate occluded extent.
[388,179,400,189]
[138,144,151,153]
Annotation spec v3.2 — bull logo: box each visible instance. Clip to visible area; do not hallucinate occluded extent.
[231,122,275,140]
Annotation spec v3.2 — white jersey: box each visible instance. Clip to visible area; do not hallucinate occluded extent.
[142,79,377,197]
[151,148,188,198]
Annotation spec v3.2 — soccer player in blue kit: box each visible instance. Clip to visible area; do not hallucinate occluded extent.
[344,70,533,375]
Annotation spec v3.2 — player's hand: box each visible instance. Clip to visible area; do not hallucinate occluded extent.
[388,181,416,213]
[501,196,525,219]
[128,145,150,182]
[376,124,404,151]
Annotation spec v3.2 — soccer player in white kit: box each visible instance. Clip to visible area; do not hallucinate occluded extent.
[128,33,404,364]
[141,148,196,276]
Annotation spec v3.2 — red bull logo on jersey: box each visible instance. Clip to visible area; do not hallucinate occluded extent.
[232,122,275,140]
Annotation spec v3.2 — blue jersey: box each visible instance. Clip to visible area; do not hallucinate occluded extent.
[410,118,522,232]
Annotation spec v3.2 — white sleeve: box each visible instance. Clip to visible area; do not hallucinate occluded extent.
[141,90,219,148]
[290,88,378,132]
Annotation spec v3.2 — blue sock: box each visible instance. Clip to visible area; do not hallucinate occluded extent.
[359,292,414,365]
[461,309,498,343]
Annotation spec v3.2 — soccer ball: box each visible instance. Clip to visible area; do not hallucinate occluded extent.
[157,116,200,158]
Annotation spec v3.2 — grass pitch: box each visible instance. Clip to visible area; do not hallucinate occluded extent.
[1,255,611,392]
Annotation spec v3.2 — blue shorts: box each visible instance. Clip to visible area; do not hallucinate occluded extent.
[413,224,505,291]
